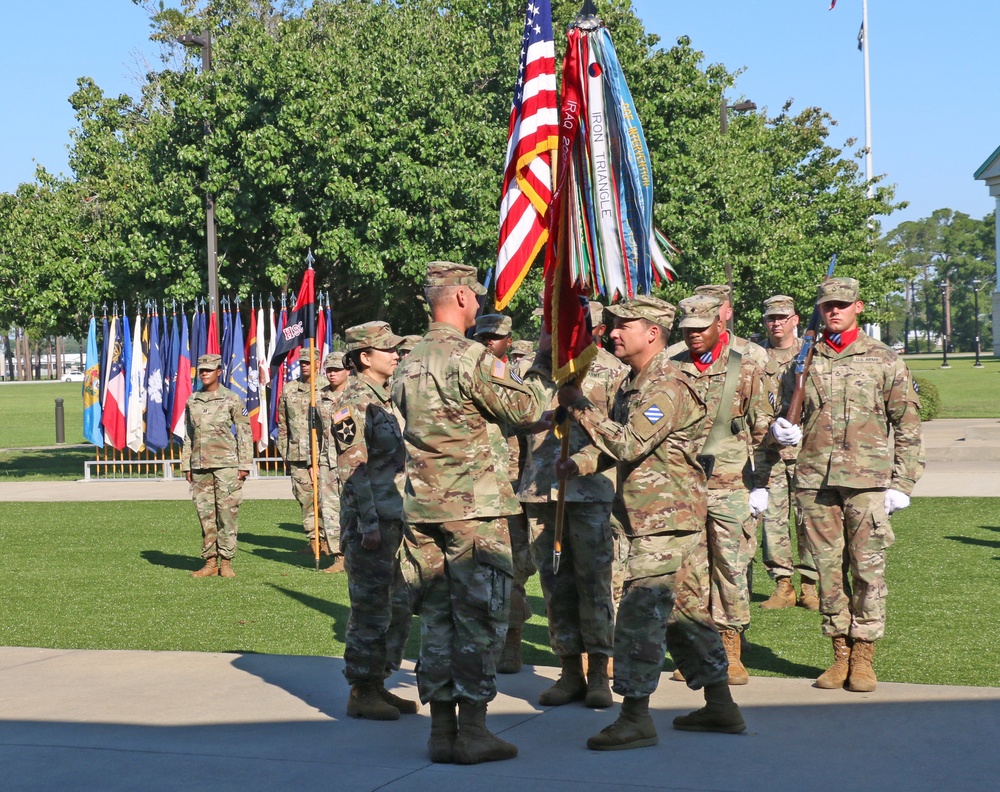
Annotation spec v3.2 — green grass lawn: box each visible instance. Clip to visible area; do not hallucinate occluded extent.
[0,382,86,448]
[0,497,996,686]
[906,355,1000,418]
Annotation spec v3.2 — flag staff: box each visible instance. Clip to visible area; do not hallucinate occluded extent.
[862,0,873,197]
[304,250,322,572]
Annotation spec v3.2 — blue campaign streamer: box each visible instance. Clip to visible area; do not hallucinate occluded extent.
[595,28,654,294]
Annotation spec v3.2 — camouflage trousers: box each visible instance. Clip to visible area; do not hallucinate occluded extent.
[507,508,536,630]
[795,487,895,642]
[525,501,615,658]
[289,462,326,544]
[342,518,413,685]
[318,462,341,551]
[190,467,244,561]
[705,488,757,632]
[398,517,512,704]
[618,529,729,696]
[761,459,817,582]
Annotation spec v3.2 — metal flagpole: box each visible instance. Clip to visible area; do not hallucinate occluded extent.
[862,0,872,198]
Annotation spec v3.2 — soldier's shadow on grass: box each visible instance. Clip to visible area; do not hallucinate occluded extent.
[944,529,1000,553]
[140,550,203,572]
[741,643,823,678]
[268,584,349,647]
[238,528,318,565]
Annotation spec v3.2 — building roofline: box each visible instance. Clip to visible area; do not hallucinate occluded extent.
[974,144,1000,180]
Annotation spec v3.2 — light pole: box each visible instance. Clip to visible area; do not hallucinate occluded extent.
[972,278,985,367]
[178,30,218,326]
[939,280,950,369]
[720,95,757,333]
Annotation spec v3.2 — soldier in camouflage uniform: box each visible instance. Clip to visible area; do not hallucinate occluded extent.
[391,261,551,765]
[508,339,534,367]
[666,284,769,370]
[277,347,331,558]
[475,313,535,675]
[181,354,253,579]
[317,351,350,574]
[772,278,924,692]
[670,295,773,685]
[757,295,819,610]
[517,312,623,711]
[558,295,746,751]
[333,321,416,720]
[397,335,423,358]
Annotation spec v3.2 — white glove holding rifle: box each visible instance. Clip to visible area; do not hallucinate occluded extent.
[771,417,802,446]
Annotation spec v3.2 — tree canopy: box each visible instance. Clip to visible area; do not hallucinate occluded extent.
[0,0,901,340]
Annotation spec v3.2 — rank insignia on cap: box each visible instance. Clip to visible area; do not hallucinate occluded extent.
[492,359,507,379]
[644,405,664,424]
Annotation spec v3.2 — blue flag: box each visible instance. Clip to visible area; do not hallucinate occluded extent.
[227,310,249,428]
[83,317,103,447]
[221,301,233,385]
[144,313,169,452]
[164,312,180,432]
[191,306,206,390]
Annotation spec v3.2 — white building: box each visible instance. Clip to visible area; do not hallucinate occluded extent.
[974,146,1000,357]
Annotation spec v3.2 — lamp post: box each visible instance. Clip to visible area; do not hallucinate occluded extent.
[720,95,757,333]
[178,30,218,326]
[972,278,985,367]
[939,280,950,369]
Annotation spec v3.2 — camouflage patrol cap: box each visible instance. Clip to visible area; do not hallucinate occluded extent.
[344,321,405,353]
[606,295,677,330]
[763,295,796,317]
[695,284,732,302]
[509,339,534,359]
[677,295,722,328]
[197,353,222,371]
[299,346,318,364]
[474,313,513,338]
[425,261,487,295]
[817,277,861,305]
[589,301,607,328]
[398,334,423,354]
[323,352,346,371]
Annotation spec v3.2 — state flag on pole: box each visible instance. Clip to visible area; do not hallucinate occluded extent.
[206,308,220,356]
[228,310,249,415]
[144,312,169,452]
[102,316,127,450]
[171,314,193,444]
[245,308,262,445]
[191,305,206,386]
[126,311,147,453]
[495,0,558,311]
[83,316,103,448]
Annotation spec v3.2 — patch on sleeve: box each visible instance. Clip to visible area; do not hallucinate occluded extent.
[334,414,357,447]
[333,406,350,423]
[492,359,507,379]
[643,404,664,424]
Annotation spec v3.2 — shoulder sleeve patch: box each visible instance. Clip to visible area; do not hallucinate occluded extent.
[333,406,350,423]
[492,359,507,379]
[643,404,664,424]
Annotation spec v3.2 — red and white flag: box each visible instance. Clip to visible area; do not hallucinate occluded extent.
[495,0,558,310]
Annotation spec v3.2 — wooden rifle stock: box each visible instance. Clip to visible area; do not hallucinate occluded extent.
[786,254,838,426]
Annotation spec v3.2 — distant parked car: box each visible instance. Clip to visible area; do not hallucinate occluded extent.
[891,342,905,352]
[63,370,85,382]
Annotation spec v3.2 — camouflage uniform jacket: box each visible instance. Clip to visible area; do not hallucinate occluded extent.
[762,338,803,463]
[564,348,708,537]
[333,373,405,535]
[390,322,551,524]
[277,379,316,463]
[180,386,253,471]
[785,330,925,494]
[317,382,346,468]
[518,346,625,504]
[672,345,773,491]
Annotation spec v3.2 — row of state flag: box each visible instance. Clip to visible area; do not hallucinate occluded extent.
[82,275,328,454]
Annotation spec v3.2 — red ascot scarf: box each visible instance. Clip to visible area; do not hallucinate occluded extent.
[823,326,858,353]
[693,339,726,372]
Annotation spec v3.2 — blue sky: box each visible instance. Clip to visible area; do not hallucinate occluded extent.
[1,0,997,231]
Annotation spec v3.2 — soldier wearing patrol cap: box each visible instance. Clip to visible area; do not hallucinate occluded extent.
[473,314,514,361]
[397,335,424,358]
[558,294,746,750]
[391,260,553,764]
[317,349,351,573]
[771,277,924,693]
[670,294,774,686]
[332,321,416,720]
[508,340,534,368]
[757,295,819,611]
[277,346,332,559]
[181,354,253,578]
[667,284,768,368]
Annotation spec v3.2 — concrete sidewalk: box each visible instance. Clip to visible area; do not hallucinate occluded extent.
[2,647,998,792]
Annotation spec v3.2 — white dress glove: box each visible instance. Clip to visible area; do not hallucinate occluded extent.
[771,417,802,446]
[749,488,769,518]
[884,489,911,515]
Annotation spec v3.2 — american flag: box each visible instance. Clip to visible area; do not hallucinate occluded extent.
[495,0,557,310]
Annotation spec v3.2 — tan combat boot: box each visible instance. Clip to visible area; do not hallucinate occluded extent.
[760,577,796,609]
[847,639,878,692]
[218,558,236,578]
[347,681,400,720]
[721,629,749,685]
[584,653,613,709]
[323,554,345,574]
[428,701,458,763]
[798,582,820,610]
[190,557,218,577]
[538,654,587,706]
[815,636,851,689]
[586,695,658,750]
[378,684,419,715]
[497,625,523,674]
[452,700,518,764]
